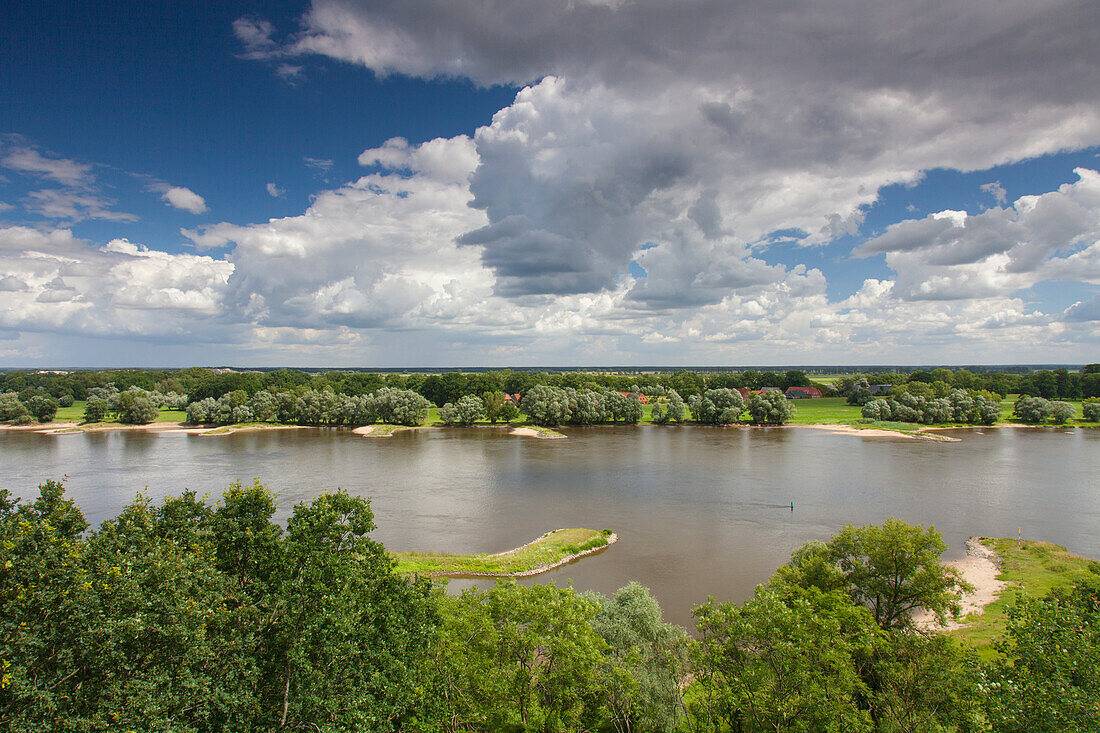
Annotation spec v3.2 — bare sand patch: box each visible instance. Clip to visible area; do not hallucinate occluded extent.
[915,537,1006,631]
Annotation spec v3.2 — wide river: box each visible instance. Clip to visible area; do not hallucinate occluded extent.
[2,425,1097,628]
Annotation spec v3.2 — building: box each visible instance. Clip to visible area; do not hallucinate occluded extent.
[785,386,823,399]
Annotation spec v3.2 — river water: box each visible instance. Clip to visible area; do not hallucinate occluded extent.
[2,425,1097,628]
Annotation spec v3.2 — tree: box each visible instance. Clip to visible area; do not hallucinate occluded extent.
[1084,400,1100,422]
[691,585,877,732]
[440,394,484,426]
[83,396,110,423]
[1013,395,1052,424]
[688,388,743,425]
[0,392,30,422]
[746,391,794,425]
[434,581,607,731]
[985,579,1100,732]
[1050,400,1076,425]
[520,384,572,426]
[482,391,507,423]
[591,582,688,733]
[666,389,685,423]
[24,394,58,423]
[814,519,971,630]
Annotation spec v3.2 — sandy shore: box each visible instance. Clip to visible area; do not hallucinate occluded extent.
[509,426,566,439]
[914,537,1006,631]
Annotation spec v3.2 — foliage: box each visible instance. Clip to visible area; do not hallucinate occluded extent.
[83,396,110,422]
[783,519,970,629]
[0,392,30,422]
[862,389,1000,425]
[439,394,485,426]
[745,390,794,425]
[24,394,58,423]
[110,388,159,424]
[1049,400,1076,425]
[688,388,744,425]
[0,480,439,731]
[433,581,607,732]
[519,384,573,426]
[1013,395,1052,424]
[985,579,1100,732]
[691,585,878,732]
[590,582,689,733]
[1084,400,1100,422]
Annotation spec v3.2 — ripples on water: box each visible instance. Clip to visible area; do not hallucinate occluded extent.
[2,425,1097,628]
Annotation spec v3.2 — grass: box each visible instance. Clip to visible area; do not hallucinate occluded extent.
[52,401,187,425]
[951,538,1100,659]
[394,528,613,576]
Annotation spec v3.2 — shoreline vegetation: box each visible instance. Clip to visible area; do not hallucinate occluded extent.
[2,366,1098,437]
[393,528,617,577]
[3,406,1096,441]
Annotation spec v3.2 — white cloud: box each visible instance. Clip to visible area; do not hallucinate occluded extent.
[251,0,1100,311]
[981,181,1008,205]
[266,182,285,197]
[0,226,233,339]
[159,186,208,214]
[1,147,93,187]
[23,189,137,222]
[855,168,1100,301]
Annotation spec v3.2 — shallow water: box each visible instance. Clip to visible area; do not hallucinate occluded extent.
[2,424,1097,628]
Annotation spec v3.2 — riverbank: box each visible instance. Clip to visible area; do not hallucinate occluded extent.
[394,528,617,577]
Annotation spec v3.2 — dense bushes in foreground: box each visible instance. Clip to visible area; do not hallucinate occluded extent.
[861,389,1001,425]
[4,481,1099,732]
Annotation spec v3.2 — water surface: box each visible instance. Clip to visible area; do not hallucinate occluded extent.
[2,425,1097,628]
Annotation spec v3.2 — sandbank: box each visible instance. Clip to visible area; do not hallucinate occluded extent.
[915,537,1006,631]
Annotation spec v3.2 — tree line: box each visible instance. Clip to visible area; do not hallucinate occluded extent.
[4,365,1097,410]
[2,481,1096,731]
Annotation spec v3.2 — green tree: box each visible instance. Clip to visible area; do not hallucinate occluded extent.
[83,396,110,423]
[440,394,485,426]
[817,519,971,630]
[1013,395,1052,424]
[746,391,794,425]
[1050,400,1076,425]
[985,579,1100,732]
[691,585,877,732]
[591,582,688,733]
[24,394,59,423]
[434,581,607,731]
[0,392,30,422]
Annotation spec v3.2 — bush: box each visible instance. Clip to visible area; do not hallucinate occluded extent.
[58,394,74,408]
[0,392,30,422]
[1084,401,1100,422]
[688,388,744,424]
[440,394,485,426]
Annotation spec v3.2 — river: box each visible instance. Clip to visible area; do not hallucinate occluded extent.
[2,424,1097,628]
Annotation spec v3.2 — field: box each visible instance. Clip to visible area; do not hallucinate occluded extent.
[393,528,613,576]
[54,400,187,424]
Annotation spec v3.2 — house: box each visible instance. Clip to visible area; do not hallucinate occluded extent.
[869,384,894,395]
[735,387,751,398]
[618,391,649,404]
[785,386,823,399]
[505,393,522,406]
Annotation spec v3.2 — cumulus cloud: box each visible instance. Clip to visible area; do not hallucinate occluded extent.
[0,226,233,339]
[855,168,1100,300]
[158,185,208,214]
[243,0,1100,309]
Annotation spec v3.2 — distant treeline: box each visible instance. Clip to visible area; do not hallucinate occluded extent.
[2,364,1099,406]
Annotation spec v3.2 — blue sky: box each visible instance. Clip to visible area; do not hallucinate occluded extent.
[1,0,1098,366]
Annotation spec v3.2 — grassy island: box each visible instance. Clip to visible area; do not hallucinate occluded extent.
[394,528,615,577]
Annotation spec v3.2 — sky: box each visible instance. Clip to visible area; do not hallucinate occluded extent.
[1,0,1098,368]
